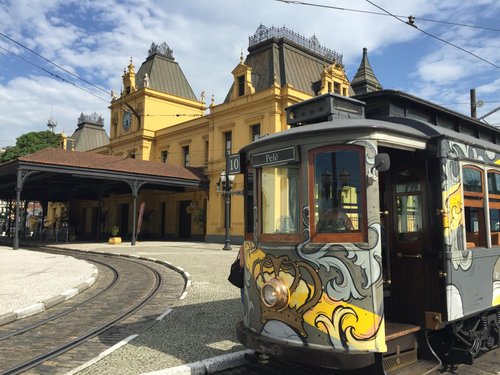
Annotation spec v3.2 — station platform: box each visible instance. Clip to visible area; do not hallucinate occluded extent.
[0,245,97,325]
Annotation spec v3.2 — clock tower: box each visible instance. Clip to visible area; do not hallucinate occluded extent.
[107,43,205,161]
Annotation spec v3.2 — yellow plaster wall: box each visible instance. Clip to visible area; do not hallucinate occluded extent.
[84,55,352,242]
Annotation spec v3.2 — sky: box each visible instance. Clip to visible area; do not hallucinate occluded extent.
[0,0,499,148]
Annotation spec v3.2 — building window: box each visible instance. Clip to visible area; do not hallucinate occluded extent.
[334,82,341,94]
[463,165,485,248]
[204,140,209,165]
[328,82,332,93]
[183,146,190,166]
[238,76,245,96]
[224,131,232,156]
[161,150,168,163]
[251,124,260,141]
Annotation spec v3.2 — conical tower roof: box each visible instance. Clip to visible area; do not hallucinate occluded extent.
[351,48,382,95]
[135,42,197,101]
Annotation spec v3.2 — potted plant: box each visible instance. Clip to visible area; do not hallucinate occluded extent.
[108,225,122,244]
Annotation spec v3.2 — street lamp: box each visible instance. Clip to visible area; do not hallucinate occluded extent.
[339,168,351,187]
[220,170,235,250]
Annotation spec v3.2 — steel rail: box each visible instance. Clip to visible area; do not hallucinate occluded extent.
[1,253,163,375]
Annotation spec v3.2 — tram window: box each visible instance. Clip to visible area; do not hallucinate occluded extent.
[245,170,255,236]
[488,170,500,244]
[464,168,482,192]
[309,146,365,242]
[463,165,486,249]
[261,166,299,235]
[396,183,422,233]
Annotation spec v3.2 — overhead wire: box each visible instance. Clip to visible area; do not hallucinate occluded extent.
[274,0,500,32]
[0,31,110,95]
[363,0,500,70]
[275,0,500,69]
[0,45,109,103]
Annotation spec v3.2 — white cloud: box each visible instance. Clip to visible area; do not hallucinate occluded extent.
[0,0,499,146]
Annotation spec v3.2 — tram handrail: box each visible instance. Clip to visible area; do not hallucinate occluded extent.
[397,252,423,259]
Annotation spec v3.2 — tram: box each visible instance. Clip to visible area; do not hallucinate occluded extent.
[235,90,500,374]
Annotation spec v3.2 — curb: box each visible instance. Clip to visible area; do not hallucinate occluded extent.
[0,264,98,327]
[141,350,253,375]
[41,246,245,375]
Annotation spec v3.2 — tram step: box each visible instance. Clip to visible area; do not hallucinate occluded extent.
[383,337,418,373]
[385,359,440,375]
[385,322,421,356]
[383,322,441,375]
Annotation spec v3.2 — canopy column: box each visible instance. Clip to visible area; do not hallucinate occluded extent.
[13,168,38,250]
[124,179,146,246]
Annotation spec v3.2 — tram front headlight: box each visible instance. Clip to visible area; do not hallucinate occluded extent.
[261,278,289,310]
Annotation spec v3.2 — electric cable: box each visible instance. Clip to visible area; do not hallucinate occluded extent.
[364,0,500,70]
[0,45,109,103]
[0,31,110,95]
[275,0,500,32]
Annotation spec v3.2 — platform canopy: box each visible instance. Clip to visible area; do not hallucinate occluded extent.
[0,148,209,248]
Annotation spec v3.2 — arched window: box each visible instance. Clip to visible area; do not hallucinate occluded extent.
[463,165,486,248]
[309,145,366,243]
[488,169,500,244]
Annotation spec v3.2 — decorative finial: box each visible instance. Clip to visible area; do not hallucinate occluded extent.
[200,90,206,103]
[143,73,150,88]
[111,90,117,100]
[240,50,244,63]
[128,57,135,73]
[211,94,215,107]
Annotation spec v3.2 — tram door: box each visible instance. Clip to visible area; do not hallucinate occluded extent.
[381,155,443,325]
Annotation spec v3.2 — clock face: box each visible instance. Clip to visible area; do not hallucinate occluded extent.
[122,111,132,132]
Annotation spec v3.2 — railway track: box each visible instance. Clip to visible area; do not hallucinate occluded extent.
[0,248,185,375]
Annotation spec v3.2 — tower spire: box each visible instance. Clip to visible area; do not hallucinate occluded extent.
[351,48,383,95]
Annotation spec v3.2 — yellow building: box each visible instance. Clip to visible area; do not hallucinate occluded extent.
[84,25,378,243]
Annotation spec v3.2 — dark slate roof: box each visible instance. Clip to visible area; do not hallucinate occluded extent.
[135,53,197,101]
[70,122,109,152]
[351,48,383,95]
[224,34,340,102]
[11,148,207,183]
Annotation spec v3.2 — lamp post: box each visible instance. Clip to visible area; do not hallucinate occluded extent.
[220,169,235,250]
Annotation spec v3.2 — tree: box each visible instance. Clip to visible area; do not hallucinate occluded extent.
[0,131,62,163]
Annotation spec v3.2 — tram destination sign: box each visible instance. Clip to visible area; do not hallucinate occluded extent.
[251,146,299,167]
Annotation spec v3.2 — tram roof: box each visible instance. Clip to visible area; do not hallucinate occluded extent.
[241,117,431,153]
[243,89,500,155]
[241,116,500,155]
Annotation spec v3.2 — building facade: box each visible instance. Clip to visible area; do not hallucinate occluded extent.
[85,25,375,243]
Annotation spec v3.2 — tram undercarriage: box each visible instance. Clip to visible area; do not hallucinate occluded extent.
[429,308,500,367]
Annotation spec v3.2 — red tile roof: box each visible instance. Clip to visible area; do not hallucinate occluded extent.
[18,148,207,182]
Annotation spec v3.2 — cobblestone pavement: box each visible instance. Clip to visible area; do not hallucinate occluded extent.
[48,242,244,375]
[212,348,500,375]
[47,242,499,375]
